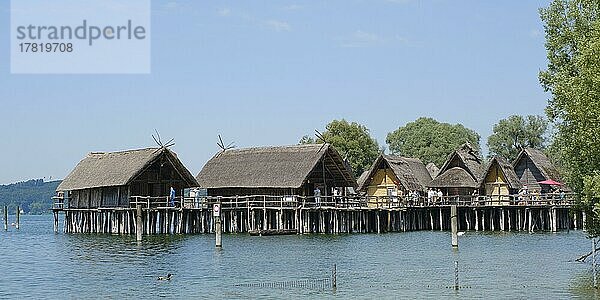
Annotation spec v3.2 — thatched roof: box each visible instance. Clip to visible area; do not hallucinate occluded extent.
[426,162,439,178]
[196,143,356,189]
[429,167,479,188]
[480,156,523,189]
[514,148,562,182]
[356,170,370,191]
[358,154,432,192]
[57,147,198,191]
[429,143,484,188]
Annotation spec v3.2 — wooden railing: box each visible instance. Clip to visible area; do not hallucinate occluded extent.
[52,193,578,210]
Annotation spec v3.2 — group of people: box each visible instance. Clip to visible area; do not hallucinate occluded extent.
[517,185,566,202]
[426,188,444,204]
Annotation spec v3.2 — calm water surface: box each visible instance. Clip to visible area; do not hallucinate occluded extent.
[0,215,598,299]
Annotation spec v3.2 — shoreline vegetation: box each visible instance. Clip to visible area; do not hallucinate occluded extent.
[0,179,60,215]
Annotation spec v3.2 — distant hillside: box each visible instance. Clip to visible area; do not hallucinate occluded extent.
[0,179,61,214]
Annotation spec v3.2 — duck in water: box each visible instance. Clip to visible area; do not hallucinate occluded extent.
[157,273,173,281]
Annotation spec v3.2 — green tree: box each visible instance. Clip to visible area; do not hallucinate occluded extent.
[299,119,379,176]
[540,0,600,235]
[487,115,548,161]
[386,117,480,167]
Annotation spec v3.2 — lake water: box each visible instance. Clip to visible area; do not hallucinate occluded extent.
[0,215,598,299]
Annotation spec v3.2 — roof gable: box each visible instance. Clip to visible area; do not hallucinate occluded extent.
[57,148,198,191]
[480,156,522,189]
[514,148,562,182]
[437,143,484,182]
[196,144,356,189]
[358,154,432,192]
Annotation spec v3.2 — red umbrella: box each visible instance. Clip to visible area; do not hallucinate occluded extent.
[537,179,563,185]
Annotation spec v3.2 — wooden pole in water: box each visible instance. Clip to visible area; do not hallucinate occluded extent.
[332,263,337,290]
[454,260,459,290]
[53,211,58,233]
[16,206,20,230]
[136,204,143,241]
[3,206,7,231]
[215,198,222,248]
[451,205,458,248]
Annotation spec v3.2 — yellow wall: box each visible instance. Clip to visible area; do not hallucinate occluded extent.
[484,163,509,196]
[365,168,402,208]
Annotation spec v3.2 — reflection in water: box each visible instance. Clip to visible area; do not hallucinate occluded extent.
[64,234,187,261]
[1,215,598,299]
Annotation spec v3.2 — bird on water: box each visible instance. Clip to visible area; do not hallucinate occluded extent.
[158,273,173,281]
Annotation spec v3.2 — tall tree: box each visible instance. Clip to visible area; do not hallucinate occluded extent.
[487,115,548,161]
[386,117,480,167]
[540,0,600,236]
[299,119,380,177]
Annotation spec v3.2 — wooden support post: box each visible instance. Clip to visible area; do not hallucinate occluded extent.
[332,264,337,290]
[454,260,459,291]
[482,210,486,231]
[215,199,222,248]
[387,211,391,232]
[429,210,434,230]
[3,206,7,231]
[552,208,557,233]
[507,209,512,231]
[500,208,505,231]
[528,209,533,233]
[53,211,59,233]
[451,205,458,248]
[475,209,479,231]
[136,204,143,241]
[16,206,20,230]
[439,208,443,231]
[263,196,267,231]
[376,211,381,234]
[247,198,251,232]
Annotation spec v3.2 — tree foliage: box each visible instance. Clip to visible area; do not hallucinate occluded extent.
[0,179,60,214]
[299,119,380,177]
[487,115,548,161]
[540,0,600,236]
[386,117,480,167]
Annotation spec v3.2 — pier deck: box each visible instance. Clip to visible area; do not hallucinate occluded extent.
[51,194,582,235]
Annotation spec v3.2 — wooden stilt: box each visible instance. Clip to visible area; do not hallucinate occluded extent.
[451,205,458,248]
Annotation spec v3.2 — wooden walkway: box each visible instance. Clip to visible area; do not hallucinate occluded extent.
[51,194,583,235]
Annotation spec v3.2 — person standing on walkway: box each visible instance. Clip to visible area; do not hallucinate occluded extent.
[314,186,321,206]
[169,186,176,207]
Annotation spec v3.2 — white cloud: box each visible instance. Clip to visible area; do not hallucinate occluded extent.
[264,20,291,32]
[218,8,231,17]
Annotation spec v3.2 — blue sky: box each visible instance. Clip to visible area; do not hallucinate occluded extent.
[0,0,551,184]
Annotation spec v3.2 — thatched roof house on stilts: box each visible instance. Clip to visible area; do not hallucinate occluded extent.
[428,143,485,197]
[479,156,522,202]
[195,144,356,197]
[357,154,431,206]
[513,148,568,193]
[57,147,198,208]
